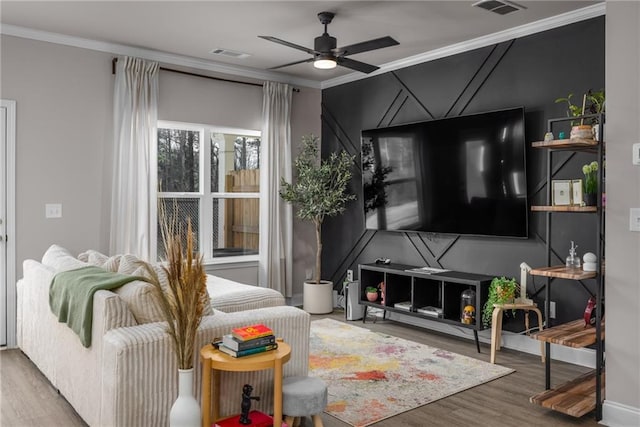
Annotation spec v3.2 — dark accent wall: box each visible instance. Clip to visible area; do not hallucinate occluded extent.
[321,17,605,330]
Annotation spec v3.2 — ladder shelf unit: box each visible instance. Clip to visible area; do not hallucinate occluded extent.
[528,114,605,421]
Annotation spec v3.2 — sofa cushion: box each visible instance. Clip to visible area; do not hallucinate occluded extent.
[42,244,89,272]
[113,280,164,324]
[206,275,285,312]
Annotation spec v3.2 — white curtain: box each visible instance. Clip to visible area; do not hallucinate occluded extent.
[259,82,293,296]
[110,56,159,260]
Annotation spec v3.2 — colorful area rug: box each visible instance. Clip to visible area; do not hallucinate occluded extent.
[309,318,514,427]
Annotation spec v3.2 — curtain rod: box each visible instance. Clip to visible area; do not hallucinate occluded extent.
[111,58,299,92]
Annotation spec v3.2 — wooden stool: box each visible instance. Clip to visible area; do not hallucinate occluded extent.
[490,302,545,364]
[282,376,327,427]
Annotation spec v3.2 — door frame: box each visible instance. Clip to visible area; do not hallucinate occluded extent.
[1,99,16,348]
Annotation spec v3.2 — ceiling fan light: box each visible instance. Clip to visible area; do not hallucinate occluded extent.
[314,57,337,69]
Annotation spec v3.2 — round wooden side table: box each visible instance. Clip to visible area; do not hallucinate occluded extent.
[200,339,291,427]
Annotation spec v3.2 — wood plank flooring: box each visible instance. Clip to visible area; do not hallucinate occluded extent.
[1,311,601,426]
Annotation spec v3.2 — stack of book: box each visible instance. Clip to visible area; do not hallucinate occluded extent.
[218,324,278,358]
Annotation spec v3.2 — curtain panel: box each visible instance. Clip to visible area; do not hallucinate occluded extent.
[110,56,159,260]
[259,82,293,296]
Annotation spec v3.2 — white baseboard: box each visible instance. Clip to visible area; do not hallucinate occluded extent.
[602,401,640,426]
[387,311,596,368]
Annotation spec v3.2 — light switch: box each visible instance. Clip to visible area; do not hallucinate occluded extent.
[630,208,640,232]
[633,143,640,165]
[45,203,62,218]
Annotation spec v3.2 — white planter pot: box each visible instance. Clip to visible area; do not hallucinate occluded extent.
[303,280,334,314]
[170,368,200,427]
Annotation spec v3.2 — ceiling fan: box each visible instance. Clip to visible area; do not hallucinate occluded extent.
[259,11,399,74]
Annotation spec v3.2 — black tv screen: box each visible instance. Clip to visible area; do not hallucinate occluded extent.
[361,107,528,238]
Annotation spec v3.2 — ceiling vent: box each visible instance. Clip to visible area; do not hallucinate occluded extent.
[209,48,251,59]
[472,0,525,15]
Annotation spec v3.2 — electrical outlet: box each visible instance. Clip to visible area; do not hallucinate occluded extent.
[346,269,354,282]
[45,203,62,218]
[630,208,640,232]
[550,301,556,319]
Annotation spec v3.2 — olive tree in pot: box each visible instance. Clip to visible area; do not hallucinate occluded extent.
[280,134,355,314]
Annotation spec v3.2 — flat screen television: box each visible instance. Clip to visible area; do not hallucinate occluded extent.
[361,107,528,238]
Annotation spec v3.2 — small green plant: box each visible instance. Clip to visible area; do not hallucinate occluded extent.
[587,89,605,115]
[365,286,379,293]
[482,277,519,327]
[582,161,599,195]
[555,93,583,123]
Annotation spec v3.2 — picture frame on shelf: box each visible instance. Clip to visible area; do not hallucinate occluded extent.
[551,180,572,206]
[571,179,583,206]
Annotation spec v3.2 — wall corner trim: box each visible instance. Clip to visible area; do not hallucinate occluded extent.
[321,3,606,89]
[602,400,640,427]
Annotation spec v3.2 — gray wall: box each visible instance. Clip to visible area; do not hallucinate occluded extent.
[0,34,320,300]
[321,18,605,330]
[604,1,640,418]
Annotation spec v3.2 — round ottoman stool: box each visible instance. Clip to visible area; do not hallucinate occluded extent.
[282,376,328,427]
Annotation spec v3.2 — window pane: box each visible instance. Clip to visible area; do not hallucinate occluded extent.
[211,133,260,193]
[212,198,259,257]
[157,197,200,259]
[158,128,200,192]
[234,136,260,170]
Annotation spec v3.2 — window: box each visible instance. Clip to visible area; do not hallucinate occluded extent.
[155,121,260,262]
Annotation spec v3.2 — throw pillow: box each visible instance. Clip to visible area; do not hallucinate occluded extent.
[42,244,89,272]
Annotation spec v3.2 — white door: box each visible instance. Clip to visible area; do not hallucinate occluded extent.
[1,100,16,348]
[1,103,7,346]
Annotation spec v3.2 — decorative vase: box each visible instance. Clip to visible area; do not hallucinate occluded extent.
[170,368,200,427]
[584,193,597,206]
[366,291,378,302]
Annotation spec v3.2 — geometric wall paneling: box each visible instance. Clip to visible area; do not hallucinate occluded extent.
[392,45,496,120]
[442,40,514,118]
[321,16,605,326]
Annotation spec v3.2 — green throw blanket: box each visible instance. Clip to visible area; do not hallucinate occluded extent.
[49,266,142,348]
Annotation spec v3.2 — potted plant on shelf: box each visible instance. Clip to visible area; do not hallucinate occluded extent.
[555,92,592,139]
[365,286,379,302]
[587,89,605,141]
[582,160,599,206]
[280,134,355,314]
[482,276,519,327]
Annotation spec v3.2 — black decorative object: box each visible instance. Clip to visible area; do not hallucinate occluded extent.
[239,384,260,425]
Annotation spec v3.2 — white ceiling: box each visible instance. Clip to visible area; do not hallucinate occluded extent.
[1,1,603,88]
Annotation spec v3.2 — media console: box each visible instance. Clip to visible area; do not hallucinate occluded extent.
[358,263,493,352]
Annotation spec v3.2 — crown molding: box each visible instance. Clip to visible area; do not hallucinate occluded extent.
[1,2,605,92]
[321,3,606,89]
[0,23,322,90]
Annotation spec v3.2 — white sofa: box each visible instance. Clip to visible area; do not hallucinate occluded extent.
[17,245,310,426]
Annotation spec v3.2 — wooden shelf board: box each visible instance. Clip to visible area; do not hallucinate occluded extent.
[529,266,597,280]
[532,319,604,348]
[531,205,598,213]
[530,370,604,418]
[532,138,598,148]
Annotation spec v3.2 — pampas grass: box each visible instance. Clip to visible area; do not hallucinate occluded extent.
[139,204,208,370]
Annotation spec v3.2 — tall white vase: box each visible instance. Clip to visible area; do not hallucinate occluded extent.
[170,368,201,427]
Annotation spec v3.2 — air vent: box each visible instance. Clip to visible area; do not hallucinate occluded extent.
[209,48,251,59]
[472,0,525,15]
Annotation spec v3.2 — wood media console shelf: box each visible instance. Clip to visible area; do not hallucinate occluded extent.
[358,263,492,352]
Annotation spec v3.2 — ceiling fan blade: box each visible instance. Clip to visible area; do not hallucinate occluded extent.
[336,36,399,56]
[337,57,379,74]
[258,35,316,55]
[268,58,314,70]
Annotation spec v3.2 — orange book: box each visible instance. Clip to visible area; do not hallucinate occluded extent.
[231,324,273,342]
